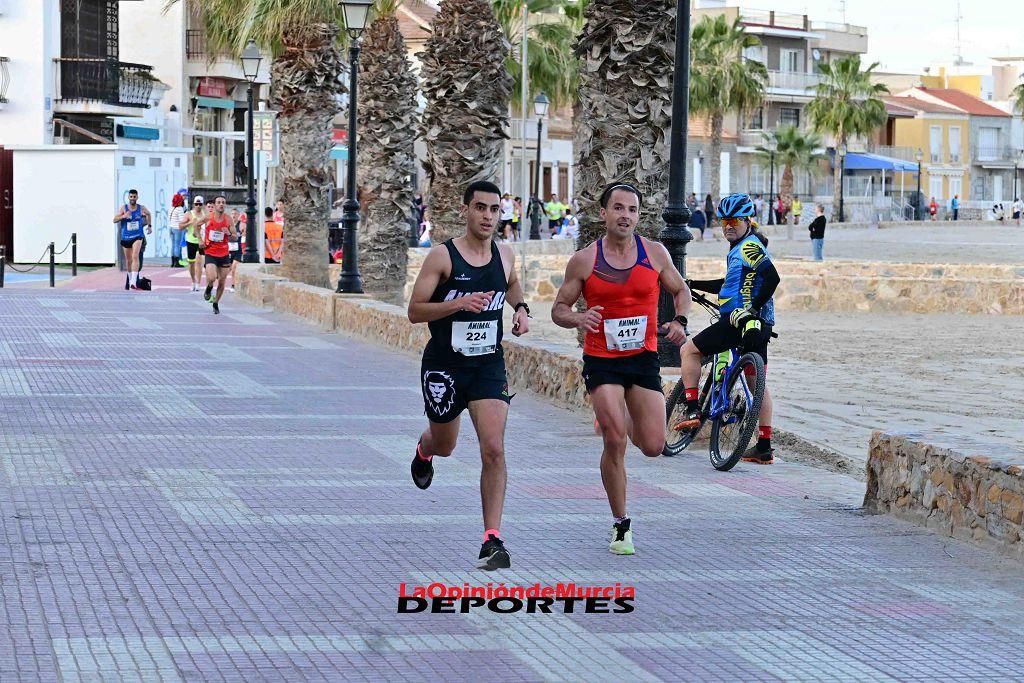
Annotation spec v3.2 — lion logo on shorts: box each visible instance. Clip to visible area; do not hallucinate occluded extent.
[423,370,455,416]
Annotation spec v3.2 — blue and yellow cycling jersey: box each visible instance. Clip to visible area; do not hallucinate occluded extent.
[717,234,776,325]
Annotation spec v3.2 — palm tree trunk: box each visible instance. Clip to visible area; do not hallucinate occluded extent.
[832,145,843,222]
[356,14,417,304]
[707,111,724,207]
[419,0,512,244]
[274,24,345,288]
[574,0,676,248]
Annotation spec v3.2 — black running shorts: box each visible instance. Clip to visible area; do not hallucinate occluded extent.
[186,242,199,261]
[204,254,232,269]
[582,350,662,394]
[120,237,143,249]
[420,358,510,424]
[691,318,772,364]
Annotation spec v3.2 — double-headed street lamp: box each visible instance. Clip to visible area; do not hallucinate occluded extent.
[656,1,693,367]
[765,136,777,225]
[240,41,262,263]
[530,91,549,241]
[336,0,373,294]
[915,148,923,220]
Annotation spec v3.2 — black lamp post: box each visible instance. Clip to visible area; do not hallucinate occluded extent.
[336,0,373,293]
[1014,149,1023,202]
[656,0,693,367]
[530,91,549,241]
[240,41,262,263]
[838,142,847,223]
[915,148,923,220]
[766,137,777,225]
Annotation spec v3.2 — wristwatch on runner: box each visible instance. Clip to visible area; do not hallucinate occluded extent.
[673,315,689,332]
[514,302,532,317]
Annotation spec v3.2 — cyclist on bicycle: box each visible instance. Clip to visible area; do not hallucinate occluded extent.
[677,192,780,464]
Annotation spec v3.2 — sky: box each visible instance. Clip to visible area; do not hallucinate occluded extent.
[747,0,1024,73]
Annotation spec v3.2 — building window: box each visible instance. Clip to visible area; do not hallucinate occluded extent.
[149,158,162,167]
[123,156,135,167]
[746,107,764,130]
[948,127,961,163]
[749,163,766,194]
[743,45,766,65]
[929,126,942,163]
[193,108,223,184]
[929,176,943,201]
[780,49,803,73]
[977,127,998,161]
[779,107,800,128]
[948,177,962,200]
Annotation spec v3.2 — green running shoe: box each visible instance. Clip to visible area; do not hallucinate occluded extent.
[609,518,634,555]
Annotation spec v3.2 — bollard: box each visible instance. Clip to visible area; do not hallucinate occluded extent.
[49,242,55,288]
[0,246,5,288]
[71,233,77,276]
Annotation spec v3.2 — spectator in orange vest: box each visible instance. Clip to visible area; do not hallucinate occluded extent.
[264,207,284,263]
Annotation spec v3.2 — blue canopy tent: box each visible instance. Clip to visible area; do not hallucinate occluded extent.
[838,152,921,219]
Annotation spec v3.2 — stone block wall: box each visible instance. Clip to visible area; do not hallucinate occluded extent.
[865,432,1024,557]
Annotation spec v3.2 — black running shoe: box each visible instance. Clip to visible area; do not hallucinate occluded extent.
[411,439,433,490]
[741,446,774,465]
[212,301,220,315]
[204,285,213,302]
[477,534,511,570]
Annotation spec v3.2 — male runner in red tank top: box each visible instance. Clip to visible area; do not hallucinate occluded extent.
[552,183,692,555]
[202,195,237,315]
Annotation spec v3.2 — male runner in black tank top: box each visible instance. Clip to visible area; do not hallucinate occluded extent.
[407,181,531,570]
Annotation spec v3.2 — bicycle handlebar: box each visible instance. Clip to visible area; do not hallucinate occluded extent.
[689,289,778,339]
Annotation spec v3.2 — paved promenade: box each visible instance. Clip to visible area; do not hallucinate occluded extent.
[3,278,1024,681]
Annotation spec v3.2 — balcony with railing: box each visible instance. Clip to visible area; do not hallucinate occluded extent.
[53,58,153,114]
[974,146,1021,164]
[767,70,820,93]
[868,145,921,163]
[186,30,207,60]
[740,9,809,31]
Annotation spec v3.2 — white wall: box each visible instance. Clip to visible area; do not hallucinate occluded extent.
[0,0,59,146]
[12,147,118,264]
[119,0,188,116]
[115,148,190,262]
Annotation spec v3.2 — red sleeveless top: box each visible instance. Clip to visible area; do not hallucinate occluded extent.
[204,214,232,258]
[582,234,660,358]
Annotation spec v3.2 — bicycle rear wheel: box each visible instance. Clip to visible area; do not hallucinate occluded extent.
[663,358,712,456]
[708,352,765,471]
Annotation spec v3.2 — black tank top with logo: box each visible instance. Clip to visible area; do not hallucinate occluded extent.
[425,239,507,367]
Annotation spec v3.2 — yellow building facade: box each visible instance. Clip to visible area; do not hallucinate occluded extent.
[888,99,970,203]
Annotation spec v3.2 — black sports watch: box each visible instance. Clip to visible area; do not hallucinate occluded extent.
[514,302,531,316]
[673,315,688,328]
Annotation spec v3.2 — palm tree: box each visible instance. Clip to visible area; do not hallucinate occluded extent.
[492,0,578,111]
[419,0,512,243]
[166,0,347,288]
[806,55,889,220]
[689,15,767,205]
[755,125,825,212]
[356,0,418,304]
[573,0,676,247]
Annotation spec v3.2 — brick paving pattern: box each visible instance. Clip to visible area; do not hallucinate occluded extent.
[2,276,1024,681]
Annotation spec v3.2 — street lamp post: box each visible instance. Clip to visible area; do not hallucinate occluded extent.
[530,91,549,241]
[915,148,923,220]
[1014,149,1024,202]
[336,0,373,294]
[240,41,262,263]
[838,142,847,223]
[656,0,693,367]
[766,137,777,225]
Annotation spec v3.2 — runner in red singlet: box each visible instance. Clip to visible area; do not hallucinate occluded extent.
[202,195,236,315]
[551,182,692,555]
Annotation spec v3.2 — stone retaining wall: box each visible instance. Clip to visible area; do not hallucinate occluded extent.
[369,249,1024,316]
[864,432,1024,557]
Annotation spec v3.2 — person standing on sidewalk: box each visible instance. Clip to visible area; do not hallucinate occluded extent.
[951,194,960,221]
[180,196,207,292]
[113,189,152,291]
[169,192,187,268]
[407,180,531,571]
[1012,197,1023,227]
[551,182,692,556]
[808,204,826,261]
[201,196,236,315]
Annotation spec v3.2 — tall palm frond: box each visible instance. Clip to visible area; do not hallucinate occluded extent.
[806,54,889,219]
[493,0,578,111]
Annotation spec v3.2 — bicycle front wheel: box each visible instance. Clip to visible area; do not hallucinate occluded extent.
[708,352,765,471]
[664,362,712,456]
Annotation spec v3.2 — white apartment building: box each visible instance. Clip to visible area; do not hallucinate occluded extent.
[0,0,190,265]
